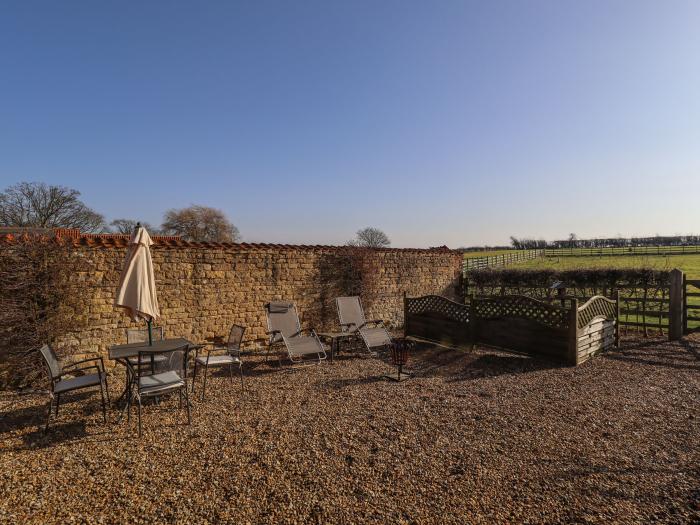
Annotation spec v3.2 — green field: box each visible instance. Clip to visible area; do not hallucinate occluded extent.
[463,249,520,258]
[544,245,700,257]
[517,254,700,278]
[507,254,700,332]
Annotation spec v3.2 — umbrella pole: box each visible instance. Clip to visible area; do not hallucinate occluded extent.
[147,318,153,346]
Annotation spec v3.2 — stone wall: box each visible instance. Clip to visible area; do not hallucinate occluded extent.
[51,243,462,364]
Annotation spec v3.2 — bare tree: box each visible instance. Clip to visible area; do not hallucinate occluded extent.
[110,219,157,235]
[0,182,105,232]
[347,227,391,248]
[160,205,240,242]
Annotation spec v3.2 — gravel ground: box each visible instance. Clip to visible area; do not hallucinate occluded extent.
[1,336,698,524]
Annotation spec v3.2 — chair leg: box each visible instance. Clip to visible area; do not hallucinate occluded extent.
[184,387,191,425]
[127,384,132,424]
[201,363,209,402]
[179,389,182,409]
[239,363,244,390]
[137,396,142,438]
[99,382,108,424]
[44,396,54,433]
[229,363,233,382]
[55,394,61,417]
[103,374,111,405]
[191,360,198,393]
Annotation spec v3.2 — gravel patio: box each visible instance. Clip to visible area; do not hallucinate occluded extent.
[1,336,698,524]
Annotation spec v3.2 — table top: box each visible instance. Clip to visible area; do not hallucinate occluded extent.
[108,337,193,360]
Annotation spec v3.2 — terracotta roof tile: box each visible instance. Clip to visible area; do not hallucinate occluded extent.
[0,232,457,254]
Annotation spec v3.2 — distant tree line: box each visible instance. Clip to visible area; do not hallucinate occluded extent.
[548,235,700,249]
[1,182,392,246]
[0,182,241,242]
[508,233,700,250]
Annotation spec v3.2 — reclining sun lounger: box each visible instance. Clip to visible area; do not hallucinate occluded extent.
[336,296,393,354]
[264,301,327,366]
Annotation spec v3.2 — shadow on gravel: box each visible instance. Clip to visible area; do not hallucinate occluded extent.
[680,338,700,360]
[0,390,97,435]
[401,342,561,381]
[603,339,700,371]
[322,376,385,390]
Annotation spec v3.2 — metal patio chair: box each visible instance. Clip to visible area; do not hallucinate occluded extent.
[38,344,110,432]
[126,326,166,371]
[192,324,245,400]
[264,301,327,366]
[125,344,191,437]
[336,296,393,354]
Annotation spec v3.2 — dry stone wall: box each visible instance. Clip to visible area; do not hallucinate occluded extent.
[54,244,462,364]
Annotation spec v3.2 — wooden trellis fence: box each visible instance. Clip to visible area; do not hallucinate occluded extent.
[404,293,619,365]
[464,269,687,340]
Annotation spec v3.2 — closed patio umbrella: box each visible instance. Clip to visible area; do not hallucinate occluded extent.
[115,225,160,344]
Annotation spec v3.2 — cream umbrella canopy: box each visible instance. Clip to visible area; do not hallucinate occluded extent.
[115,226,160,344]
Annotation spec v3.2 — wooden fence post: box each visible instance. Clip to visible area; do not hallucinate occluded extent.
[669,269,684,341]
[403,291,408,338]
[614,289,620,348]
[569,299,579,365]
[468,294,477,350]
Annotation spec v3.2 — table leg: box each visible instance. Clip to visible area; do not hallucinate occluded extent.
[117,368,133,423]
[113,364,130,408]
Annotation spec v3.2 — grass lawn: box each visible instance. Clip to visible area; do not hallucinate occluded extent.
[1,340,698,524]
[517,254,700,279]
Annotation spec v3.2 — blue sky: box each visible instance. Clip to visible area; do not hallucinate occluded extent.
[1,1,699,247]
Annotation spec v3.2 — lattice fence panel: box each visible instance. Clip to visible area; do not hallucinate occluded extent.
[474,295,569,329]
[577,296,617,329]
[406,295,470,324]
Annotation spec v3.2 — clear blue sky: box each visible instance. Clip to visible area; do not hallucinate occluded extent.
[1,1,699,247]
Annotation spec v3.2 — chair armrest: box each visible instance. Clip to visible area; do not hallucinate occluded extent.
[63,364,102,377]
[339,322,356,332]
[64,356,105,373]
[292,328,317,337]
[358,320,385,329]
[266,330,282,343]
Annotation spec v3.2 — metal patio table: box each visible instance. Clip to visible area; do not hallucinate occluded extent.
[109,338,194,415]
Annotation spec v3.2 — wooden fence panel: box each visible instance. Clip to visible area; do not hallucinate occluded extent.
[405,293,619,366]
[404,295,471,348]
[474,317,569,359]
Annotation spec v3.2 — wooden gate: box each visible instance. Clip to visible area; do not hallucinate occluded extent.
[684,278,700,334]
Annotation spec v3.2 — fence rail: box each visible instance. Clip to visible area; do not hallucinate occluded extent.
[463,249,543,271]
[544,245,700,257]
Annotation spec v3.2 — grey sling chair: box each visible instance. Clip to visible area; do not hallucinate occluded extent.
[125,344,191,437]
[126,326,166,372]
[336,296,393,354]
[191,324,245,401]
[264,301,327,366]
[38,344,110,432]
